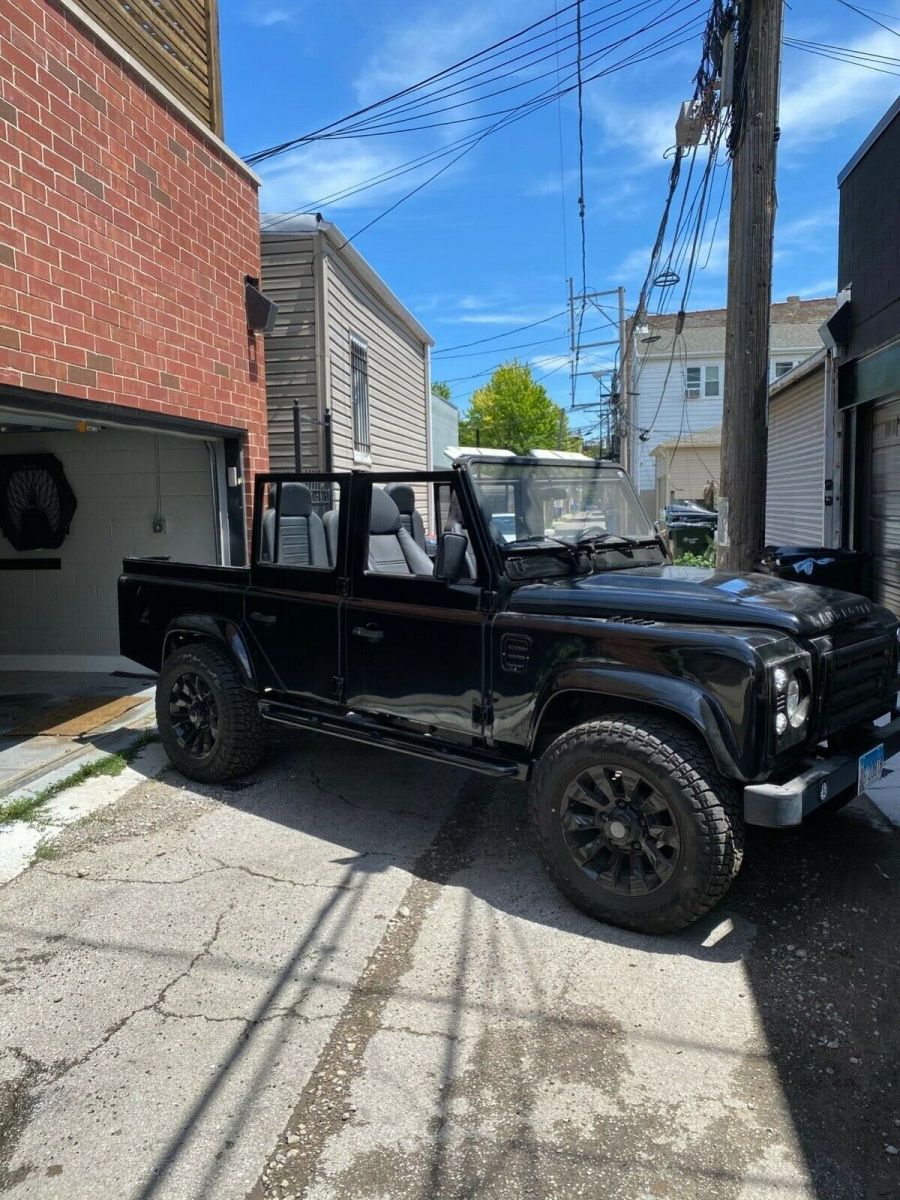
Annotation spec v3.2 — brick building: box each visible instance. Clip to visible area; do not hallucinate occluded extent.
[0,0,267,666]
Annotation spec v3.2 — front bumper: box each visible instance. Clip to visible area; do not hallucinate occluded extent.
[743,714,900,828]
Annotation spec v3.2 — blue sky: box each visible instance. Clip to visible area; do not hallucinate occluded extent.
[220,0,900,427]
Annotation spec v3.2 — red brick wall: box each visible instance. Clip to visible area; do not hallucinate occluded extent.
[0,0,268,486]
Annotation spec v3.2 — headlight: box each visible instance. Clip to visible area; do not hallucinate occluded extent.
[786,672,810,728]
[770,658,812,746]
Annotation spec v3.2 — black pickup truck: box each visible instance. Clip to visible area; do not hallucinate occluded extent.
[119,452,900,933]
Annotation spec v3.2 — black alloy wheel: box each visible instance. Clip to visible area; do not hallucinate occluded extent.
[560,765,681,896]
[168,671,220,757]
[528,715,744,933]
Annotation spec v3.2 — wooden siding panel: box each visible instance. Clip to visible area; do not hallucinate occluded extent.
[261,237,321,472]
[76,0,222,131]
[765,368,826,545]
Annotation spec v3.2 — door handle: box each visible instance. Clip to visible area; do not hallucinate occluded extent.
[352,624,384,643]
[249,611,277,625]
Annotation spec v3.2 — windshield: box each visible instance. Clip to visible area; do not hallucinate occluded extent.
[466,460,653,547]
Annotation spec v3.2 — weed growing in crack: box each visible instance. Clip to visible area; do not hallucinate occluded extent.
[0,732,160,827]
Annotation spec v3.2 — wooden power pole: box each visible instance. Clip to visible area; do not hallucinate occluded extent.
[717,0,784,571]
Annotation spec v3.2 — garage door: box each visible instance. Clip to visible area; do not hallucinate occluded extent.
[766,366,826,545]
[869,396,900,615]
[0,424,224,664]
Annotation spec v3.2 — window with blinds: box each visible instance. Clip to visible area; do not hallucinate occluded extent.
[350,335,370,459]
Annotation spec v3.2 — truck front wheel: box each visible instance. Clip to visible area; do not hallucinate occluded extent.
[156,644,265,783]
[528,716,743,934]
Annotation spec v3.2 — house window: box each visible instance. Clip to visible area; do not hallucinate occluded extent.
[773,360,797,379]
[350,335,370,459]
[686,364,720,399]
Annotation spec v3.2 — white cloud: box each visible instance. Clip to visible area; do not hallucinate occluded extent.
[245,6,295,27]
[779,27,900,150]
[586,94,682,167]
[456,310,564,326]
[531,353,571,372]
[793,278,838,300]
[353,3,503,105]
[615,233,729,288]
[259,141,405,212]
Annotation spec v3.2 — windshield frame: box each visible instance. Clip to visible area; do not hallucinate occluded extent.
[458,454,655,562]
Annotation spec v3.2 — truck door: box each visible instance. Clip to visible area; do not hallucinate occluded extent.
[343,473,491,739]
[245,475,349,703]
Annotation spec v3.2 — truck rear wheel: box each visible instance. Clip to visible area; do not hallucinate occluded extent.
[156,644,265,783]
[528,716,743,934]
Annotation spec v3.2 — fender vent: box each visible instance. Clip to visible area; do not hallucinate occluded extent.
[605,615,659,626]
[500,633,531,672]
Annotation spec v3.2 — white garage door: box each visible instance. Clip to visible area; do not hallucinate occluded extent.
[766,367,826,546]
[868,396,900,615]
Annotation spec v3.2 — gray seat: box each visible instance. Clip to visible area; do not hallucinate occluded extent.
[262,482,328,567]
[368,487,433,575]
[322,508,339,567]
[384,483,427,551]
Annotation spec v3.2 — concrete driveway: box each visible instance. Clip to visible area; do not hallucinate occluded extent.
[0,730,897,1200]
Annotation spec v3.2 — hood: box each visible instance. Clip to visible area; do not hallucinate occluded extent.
[508,565,883,637]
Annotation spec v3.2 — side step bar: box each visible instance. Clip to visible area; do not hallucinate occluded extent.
[258,700,526,780]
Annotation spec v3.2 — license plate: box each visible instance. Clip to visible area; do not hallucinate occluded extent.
[858,744,885,796]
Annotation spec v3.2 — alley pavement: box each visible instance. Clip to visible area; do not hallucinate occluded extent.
[0,730,897,1200]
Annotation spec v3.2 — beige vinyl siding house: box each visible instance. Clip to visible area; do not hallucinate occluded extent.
[650,425,721,514]
[627,297,834,516]
[261,214,433,477]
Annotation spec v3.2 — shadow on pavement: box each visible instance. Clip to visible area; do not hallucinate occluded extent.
[726,803,899,1200]
[230,729,899,1200]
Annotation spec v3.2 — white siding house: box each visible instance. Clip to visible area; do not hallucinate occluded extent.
[261,214,433,475]
[626,297,834,516]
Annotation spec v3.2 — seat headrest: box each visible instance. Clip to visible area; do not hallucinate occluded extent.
[280,483,313,517]
[369,487,401,535]
[384,482,416,515]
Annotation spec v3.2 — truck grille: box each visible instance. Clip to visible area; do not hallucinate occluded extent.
[820,634,895,734]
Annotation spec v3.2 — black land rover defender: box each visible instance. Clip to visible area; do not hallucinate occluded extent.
[118,452,900,933]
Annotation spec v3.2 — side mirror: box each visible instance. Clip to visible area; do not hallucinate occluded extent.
[435,532,469,584]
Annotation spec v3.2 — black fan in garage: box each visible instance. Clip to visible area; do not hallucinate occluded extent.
[0,454,77,551]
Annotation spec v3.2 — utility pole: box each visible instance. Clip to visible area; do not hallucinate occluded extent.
[567,280,626,461]
[717,0,783,571]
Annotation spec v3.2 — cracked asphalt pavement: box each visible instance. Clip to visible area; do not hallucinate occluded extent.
[1,730,898,1200]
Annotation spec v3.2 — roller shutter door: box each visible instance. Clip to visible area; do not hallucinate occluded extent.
[765,367,826,545]
[868,396,900,615]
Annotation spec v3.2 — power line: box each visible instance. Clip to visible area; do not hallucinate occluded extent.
[324,0,683,142]
[244,0,588,164]
[435,325,601,361]
[553,0,571,287]
[833,0,900,38]
[432,311,568,356]
[783,37,900,74]
[261,11,704,235]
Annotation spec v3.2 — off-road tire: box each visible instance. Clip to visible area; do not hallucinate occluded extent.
[528,715,744,934]
[156,643,265,783]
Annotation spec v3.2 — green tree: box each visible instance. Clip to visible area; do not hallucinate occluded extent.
[431,380,452,402]
[459,361,578,455]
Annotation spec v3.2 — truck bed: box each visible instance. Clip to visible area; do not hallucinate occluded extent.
[118,556,250,673]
